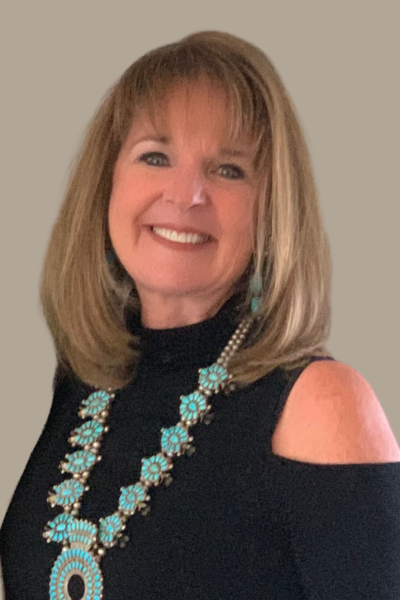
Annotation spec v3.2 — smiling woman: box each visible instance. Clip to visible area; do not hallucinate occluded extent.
[108,78,257,328]
[0,30,399,600]
[34,31,332,390]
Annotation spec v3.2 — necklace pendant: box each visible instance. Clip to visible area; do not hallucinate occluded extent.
[49,547,103,600]
[47,518,103,600]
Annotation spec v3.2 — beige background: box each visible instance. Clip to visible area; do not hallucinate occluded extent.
[0,1,399,594]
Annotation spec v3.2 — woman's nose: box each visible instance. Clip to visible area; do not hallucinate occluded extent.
[164,170,208,209]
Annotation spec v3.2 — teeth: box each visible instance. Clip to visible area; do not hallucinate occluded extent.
[152,227,209,244]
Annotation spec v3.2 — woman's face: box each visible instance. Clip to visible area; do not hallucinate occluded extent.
[108,78,258,308]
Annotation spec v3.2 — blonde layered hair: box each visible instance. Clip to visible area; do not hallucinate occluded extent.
[40,30,332,390]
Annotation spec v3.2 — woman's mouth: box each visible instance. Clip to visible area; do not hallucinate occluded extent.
[150,226,210,245]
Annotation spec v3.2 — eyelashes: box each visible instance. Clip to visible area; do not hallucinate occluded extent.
[218,164,245,180]
[138,152,246,181]
[139,152,168,167]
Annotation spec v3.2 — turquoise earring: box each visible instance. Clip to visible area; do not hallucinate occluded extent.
[250,272,262,314]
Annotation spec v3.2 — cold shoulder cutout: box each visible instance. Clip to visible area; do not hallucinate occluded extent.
[271,358,400,464]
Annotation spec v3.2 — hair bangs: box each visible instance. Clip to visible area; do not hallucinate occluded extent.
[113,40,270,172]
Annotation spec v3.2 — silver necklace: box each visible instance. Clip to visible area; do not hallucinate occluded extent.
[44,315,253,600]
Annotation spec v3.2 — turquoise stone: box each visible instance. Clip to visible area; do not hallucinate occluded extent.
[119,482,148,514]
[161,424,189,455]
[62,450,97,474]
[49,547,102,600]
[67,518,97,550]
[250,272,262,293]
[141,453,170,485]
[98,513,124,547]
[251,296,261,313]
[52,480,85,507]
[199,363,228,392]
[45,514,75,544]
[73,420,104,446]
[81,390,111,418]
[180,391,208,424]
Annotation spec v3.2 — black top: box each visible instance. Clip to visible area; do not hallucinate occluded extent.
[1,295,399,599]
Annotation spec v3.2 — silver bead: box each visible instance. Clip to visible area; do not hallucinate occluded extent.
[203,412,214,425]
[163,474,173,487]
[118,535,129,548]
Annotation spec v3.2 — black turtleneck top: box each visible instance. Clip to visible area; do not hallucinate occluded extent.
[1,295,399,599]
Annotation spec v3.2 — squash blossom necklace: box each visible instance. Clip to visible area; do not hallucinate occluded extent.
[43,314,253,600]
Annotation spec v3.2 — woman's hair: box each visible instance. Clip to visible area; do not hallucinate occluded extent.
[40,30,332,390]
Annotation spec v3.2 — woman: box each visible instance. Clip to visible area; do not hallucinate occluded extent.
[1,30,399,600]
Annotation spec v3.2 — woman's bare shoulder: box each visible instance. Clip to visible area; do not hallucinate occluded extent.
[271,359,400,464]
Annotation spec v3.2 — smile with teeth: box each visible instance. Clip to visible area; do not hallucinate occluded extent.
[151,227,210,244]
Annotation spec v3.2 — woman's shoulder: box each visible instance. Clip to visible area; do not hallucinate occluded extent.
[271,359,400,465]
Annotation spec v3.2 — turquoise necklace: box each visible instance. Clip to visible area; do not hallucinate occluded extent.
[43,314,253,600]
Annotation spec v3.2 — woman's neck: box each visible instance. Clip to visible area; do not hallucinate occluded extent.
[137,287,237,329]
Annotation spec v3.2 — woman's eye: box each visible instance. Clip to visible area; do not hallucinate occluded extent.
[218,164,245,180]
[139,152,169,167]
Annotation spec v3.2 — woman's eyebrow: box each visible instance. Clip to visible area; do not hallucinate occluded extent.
[219,148,249,158]
[131,134,170,147]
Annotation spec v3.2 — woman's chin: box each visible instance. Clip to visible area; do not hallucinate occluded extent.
[135,280,217,298]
